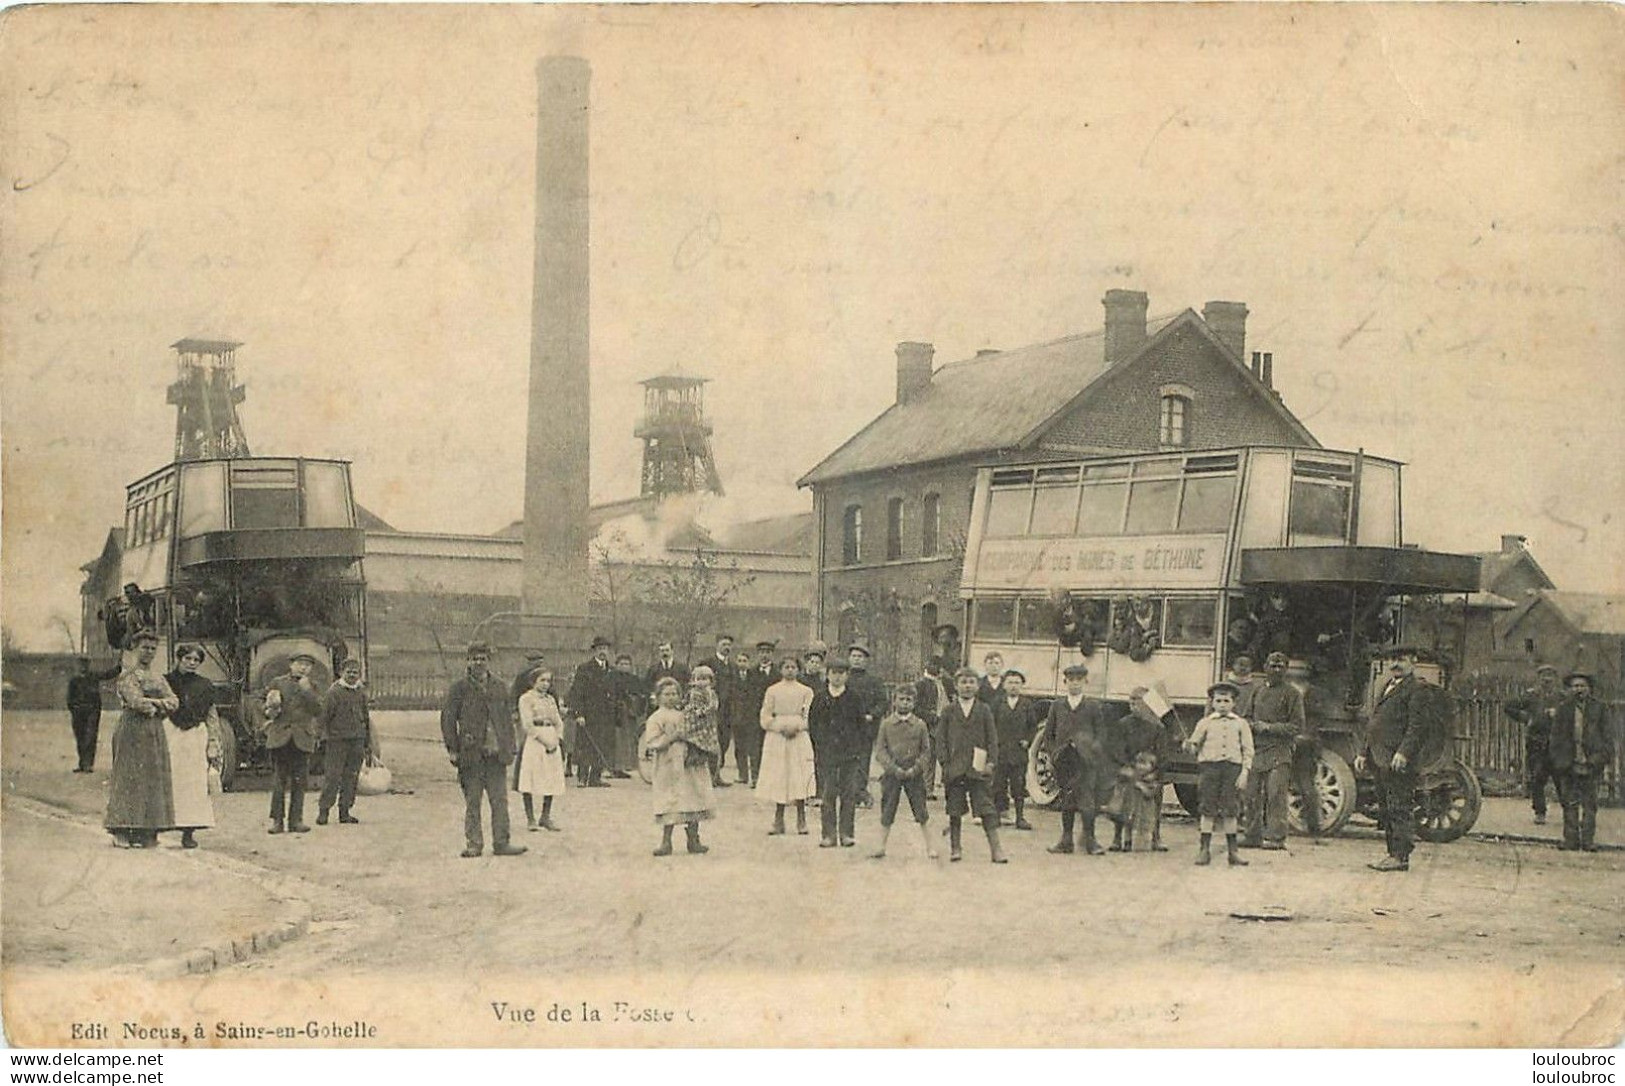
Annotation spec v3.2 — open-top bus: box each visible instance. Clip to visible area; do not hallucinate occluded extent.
[958,444,1483,839]
[111,456,368,788]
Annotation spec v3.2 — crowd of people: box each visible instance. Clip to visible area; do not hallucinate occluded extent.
[74,630,1615,865]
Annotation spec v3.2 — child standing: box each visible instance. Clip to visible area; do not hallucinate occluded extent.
[869,685,937,860]
[933,667,1008,864]
[640,674,717,856]
[1183,681,1254,867]
[517,668,566,832]
[991,669,1037,830]
[758,657,816,836]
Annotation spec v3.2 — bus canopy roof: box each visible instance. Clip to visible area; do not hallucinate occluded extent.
[1240,546,1480,596]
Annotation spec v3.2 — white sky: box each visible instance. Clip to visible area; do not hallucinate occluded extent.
[3,4,1621,650]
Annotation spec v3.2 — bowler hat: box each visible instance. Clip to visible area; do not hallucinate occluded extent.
[1208,681,1241,699]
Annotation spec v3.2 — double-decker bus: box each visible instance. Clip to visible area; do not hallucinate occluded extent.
[958,444,1483,838]
[112,456,368,787]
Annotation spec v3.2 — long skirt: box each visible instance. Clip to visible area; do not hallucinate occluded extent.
[164,721,214,829]
[651,742,714,825]
[104,712,174,833]
[757,729,816,805]
[517,735,566,796]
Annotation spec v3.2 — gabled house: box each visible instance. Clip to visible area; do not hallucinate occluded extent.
[1496,591,1625,694]
[796,290,1320,680]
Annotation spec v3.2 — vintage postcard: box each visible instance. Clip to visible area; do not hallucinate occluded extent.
[2,3,1622,1050]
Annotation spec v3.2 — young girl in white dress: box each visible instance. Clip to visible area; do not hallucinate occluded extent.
[758,656,816,836]
[641,673,718,856]
[517,669,567,832]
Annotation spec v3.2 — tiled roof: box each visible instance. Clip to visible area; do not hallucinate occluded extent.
[1470,546,1555,593]
[797,313,1184,486]
[1539,592,1625,637]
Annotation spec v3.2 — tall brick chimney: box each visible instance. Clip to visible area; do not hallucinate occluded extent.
[896,341,935,405]
[523,56,591,619]
[1202,300,1248,361]
[1102,289,1149,366]
[1501,533,1528,553]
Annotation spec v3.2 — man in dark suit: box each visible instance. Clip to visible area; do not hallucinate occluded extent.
[441,641,525,858]
[644,642,689,697]
[1504,663,1565,825]
[810,660,867,847]
[846,642,888,808]
[707,634,737,781]
[933,667,1007,863]
[1356,650,1445,872]
[732,640,778,787]
[1549,672,1613,852]
[719,649,757,786]
[66,656,119,773]
[263,652,325,834]
[567,636,619,788]
[1042,662,1114,855]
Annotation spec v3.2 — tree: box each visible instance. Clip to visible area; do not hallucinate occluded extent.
[589,527,641,648]
[640,547,757,663]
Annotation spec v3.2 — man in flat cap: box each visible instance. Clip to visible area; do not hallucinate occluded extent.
[441,641,525,858]
[262,652,324,834]
[1239,651,1305,851]
[1504,663,1564,825]
[567,636,619,788]
[1550,672,1613,852]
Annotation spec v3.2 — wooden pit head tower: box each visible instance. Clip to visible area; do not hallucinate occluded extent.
[635,371,723,499]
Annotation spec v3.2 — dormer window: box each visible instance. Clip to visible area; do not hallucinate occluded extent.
[1159,383,1194,448]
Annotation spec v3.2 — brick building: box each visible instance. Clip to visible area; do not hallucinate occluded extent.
[797,290,1320,682]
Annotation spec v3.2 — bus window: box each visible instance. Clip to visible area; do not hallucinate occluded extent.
[1125,478,1179,533]
[1030,484,1079,535]
[179,462,227,538]
[1177,475,1236,532]
[1077,480,1127,535]
[972,598,1017,641]
[1164,598,1218,647]
[1289,465,1352,545]
[1015,596,1058,642]
[303,462,353,528]
[985,487,1033,538]
[231,463,299,529]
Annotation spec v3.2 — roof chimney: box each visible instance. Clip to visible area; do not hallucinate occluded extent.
[896,341,935,405]
[1501,533,1527,553]
[1202,300,1248,361]
[1103,289,1149,366]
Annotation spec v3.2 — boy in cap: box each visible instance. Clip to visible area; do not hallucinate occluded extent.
[1042,662,1113,855]
[1183,681,1254,867]
[933,667,1008,863]
[869,684,937,860]
[263,652,324,834]
[810,659,867,846]
[991,669,1037,830]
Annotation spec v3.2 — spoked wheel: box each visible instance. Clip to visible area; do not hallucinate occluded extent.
[1414,758,1483,843]
[214,720,238,793]
[1025,731,1059,808]
[1288,749,1356,836]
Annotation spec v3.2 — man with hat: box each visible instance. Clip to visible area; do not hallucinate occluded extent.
[567,636,619,788]
[1549,672,1613,852]
[262,652,324,834]
[846,642,888,808]
[441,641,525,858]
[1356,649,1445,872]
[1239,651,1306,851]
[1041,662,1114,856]
[1504,663,1565,825]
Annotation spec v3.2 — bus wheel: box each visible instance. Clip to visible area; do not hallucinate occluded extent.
[216,725,238,793]
[1288,749,1355,836]
[1025,738,1060,808]
[1173,783,1201,817]
[1414,759,1483,843]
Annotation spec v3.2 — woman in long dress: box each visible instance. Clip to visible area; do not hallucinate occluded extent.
[104,631,179,848]
[758,656,816,836]
[162,643,217,849]
[640,672,717,856]
[517,668,567,832]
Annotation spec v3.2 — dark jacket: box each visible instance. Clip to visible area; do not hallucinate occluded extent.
[1505,685,1566,746]
[1043,695,1115,810]
[933,698,998,782]
[809,685,869,767]
[991,695,1038,767]
[645,660,690,696]
[847,666,889,737]
[165,670,216,732]
[1364,674,1447,770]
[67,665,119,711]
[264,674,323,753]
[1106,710,1170,769]
[567,658,619,729]
[441,670,516,763]
[321,682,373,741]
[1548,697,1612,774]
[1241,678,1306,770]
[721,666,757,733]
[912,674,947,727]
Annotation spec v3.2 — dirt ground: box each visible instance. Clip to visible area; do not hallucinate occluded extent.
[5,707,1622,1047]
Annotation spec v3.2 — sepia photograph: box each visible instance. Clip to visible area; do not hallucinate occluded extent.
[1,2,1621,1051]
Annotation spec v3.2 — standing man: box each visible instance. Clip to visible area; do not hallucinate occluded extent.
[1549,672,1613,852]
[1355,650,1443,872]
[567,636,619,788]
[708,634,737,782]
[262,652,323,835]
[732,640,778,788]
[1239,651,1306,851]
[66,657,119,773]
[644,642,689,700]
[846,642,888,808]
[720,649,757,787]
[317,657,373,826]
[1042,662,1114,856]
[441,641,525,858]
[913,657,949,800]
[1505,663,1564,826]
[809,660,866,847]
[1285,658,1332,844]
